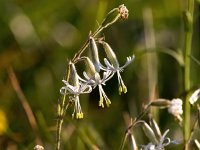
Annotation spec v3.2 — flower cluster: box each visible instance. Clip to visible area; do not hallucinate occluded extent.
[60,36,134,119]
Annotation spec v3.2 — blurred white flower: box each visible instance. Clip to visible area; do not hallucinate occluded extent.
[168,98,183,118]
[142,129,171,150]
[34,145,44,150]
[189,88,200,105]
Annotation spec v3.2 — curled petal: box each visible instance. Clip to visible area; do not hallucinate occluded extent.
[80,84,92,93]
[120,55,135,70]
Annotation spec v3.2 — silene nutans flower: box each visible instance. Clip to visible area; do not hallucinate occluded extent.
[60,61,92,119]
[82,57,114,108]
[142,129,171,150]
[100,40,135,95]
[167,98,183,119]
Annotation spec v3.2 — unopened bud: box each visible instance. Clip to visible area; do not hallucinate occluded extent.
[100,41,119,68]
[68,61,79,87]
[89,36,101,72]
[82,57,97,77]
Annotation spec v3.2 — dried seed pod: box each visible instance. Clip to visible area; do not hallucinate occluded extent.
[118,4,129,20]
[89,36,101,72]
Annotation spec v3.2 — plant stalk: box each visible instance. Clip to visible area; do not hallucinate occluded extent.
[183,0,194,149]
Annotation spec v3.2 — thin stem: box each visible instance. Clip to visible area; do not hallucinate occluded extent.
[56,97,70,150]
[71,11,121,63]
[183,0,194,149]
[119,105,151,150]
[7,66,41,144]
[119,133,129,150]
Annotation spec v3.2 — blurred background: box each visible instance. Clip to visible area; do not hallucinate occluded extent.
[0,0,199,149]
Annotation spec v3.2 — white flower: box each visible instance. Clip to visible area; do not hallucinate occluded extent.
[168,98,183,119]
[60,80,92,95]
[142,129,171,150]
[189,88,200,105]
[60,62,92,119]
[101,41,134,94]
[60,80,92,119]
[83,71,114,108]
[34,145,44,150]
[82,57,114,108]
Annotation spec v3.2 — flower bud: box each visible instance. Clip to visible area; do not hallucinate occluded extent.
[82,57,97,77]
[67,61,79,87]
[89,36,101,72]
[101,41,119,68]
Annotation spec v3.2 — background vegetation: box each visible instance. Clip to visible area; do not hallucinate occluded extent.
[0,0,199,149]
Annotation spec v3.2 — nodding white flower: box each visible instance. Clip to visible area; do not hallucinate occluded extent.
[82,57,114,108]
[189,88,200,105]
[168,98,183,118]
[60,62,92,119]
[142,129,171,150]
[100,41,134,94]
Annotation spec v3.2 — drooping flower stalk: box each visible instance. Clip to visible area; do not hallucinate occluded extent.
[56,4,130,150]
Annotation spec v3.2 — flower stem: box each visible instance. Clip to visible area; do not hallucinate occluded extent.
[183,0,194,149]
[56,95,69,150]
